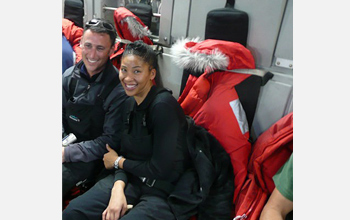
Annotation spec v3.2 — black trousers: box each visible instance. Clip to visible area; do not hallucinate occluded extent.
[62,174,176,220]
[62,160,104,197]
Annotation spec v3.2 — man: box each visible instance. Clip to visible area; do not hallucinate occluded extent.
[260,153,293,220]
[62,18,127,197]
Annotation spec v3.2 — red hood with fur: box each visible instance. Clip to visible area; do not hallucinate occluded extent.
[110,7,153,69]
[113,7,153,44]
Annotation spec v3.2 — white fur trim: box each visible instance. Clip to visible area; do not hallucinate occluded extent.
[171,38,229,72]
[121,17,151,39]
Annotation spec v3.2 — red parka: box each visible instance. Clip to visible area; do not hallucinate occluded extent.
[234,112,293,220]
[62,18,83,63]
[172,39,255,202]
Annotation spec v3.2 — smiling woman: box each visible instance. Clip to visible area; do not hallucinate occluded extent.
[62,41,191,220]
[61,0,297,219]
[119,41,156,104]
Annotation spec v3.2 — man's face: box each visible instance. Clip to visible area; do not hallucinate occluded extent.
[80,30,114,77]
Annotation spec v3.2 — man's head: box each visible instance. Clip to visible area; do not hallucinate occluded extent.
[80,18,117,77]
[84,18,117,47]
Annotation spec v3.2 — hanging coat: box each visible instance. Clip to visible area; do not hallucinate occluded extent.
[110,7,153,69]
[171,38,255,203]
[62,18,83,63]
[234,112,293,220]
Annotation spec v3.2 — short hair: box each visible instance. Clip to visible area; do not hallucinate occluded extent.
[122,41,157,70]
[85,18,117,47]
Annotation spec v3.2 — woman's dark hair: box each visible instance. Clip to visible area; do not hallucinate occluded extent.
[122,41,157,70]
[85,18,117,48]
[122,41,162,86]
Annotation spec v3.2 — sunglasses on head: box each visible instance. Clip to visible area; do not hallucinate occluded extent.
[85,19,115,32]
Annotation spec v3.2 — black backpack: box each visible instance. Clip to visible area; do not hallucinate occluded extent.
[168,116,234,220]
[125,3,153,29]
[205,0,248,46]
[64,0,84,28]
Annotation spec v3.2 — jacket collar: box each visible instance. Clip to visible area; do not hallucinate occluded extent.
[72,59,118,83]
[136,86,172,112]
[136,86,158,111]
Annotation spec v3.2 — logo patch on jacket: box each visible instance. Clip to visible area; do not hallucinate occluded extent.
[69,115,80,122]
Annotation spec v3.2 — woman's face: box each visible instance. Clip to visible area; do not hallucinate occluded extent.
[119,54,156,104]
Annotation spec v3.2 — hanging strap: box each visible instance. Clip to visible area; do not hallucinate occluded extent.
[123,87,175,194]
[97,76,119,102]
[139,176,175,194]
[68,74,119,102]
[68,76,78,98]
[123,97,136,135]
[124,87,171,132]
[225,0,235,8]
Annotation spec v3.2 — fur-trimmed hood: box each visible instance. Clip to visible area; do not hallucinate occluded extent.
[113,7,153,45]
[171,38,255,73]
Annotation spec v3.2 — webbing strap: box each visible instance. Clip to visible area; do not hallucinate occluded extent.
[139,177,175,194]
[97,76,118,102]
[68,75,118,102]
[124,87,171,131]
[69,76,78,98]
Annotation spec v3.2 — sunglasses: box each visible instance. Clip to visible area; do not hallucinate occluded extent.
[85,19,115,32]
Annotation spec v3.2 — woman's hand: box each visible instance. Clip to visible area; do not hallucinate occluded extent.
[102,181,128,220]
[103,144,119,169]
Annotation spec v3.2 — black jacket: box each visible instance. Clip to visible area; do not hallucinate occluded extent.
[62,60,127,162]
[168,116,235,220]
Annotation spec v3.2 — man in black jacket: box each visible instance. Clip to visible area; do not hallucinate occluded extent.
[62,18,127,197]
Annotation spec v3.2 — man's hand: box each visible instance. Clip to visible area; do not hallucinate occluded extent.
[103,144,119,169]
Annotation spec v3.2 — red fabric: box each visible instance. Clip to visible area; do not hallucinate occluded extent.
[188,71,251,203]
[179,72,210,118]
[234,112,293,220]
[249,112,293,193]
[62,18,83,63]
[178,40,255,203]
[177,74,198,105]
[184,39,255,71]
[113,7,153,45]
[63,186,83,210]
[110,7,153,70]
[234,174,268,220]
[110,41,125,70]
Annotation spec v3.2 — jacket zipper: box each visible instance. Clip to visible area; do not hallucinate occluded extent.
[84,84,91,93]
[73,84,91,101]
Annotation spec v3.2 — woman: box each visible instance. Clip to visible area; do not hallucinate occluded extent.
[63,41,190,220]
